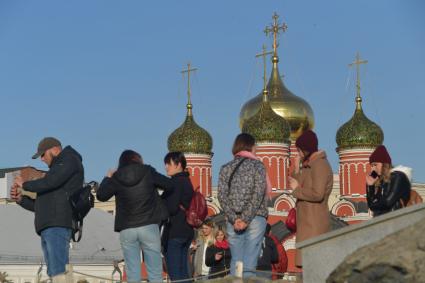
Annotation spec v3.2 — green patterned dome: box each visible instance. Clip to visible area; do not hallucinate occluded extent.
[336,97,383,151]
[168,105,213,154]
[242,90,290,144]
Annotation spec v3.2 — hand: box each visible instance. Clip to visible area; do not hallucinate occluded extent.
[10,183,23,203]
[289,177,299,190]
[234,219,247,231]
[215,253,223,261]
[366,175,377,186]
[190,241,198,250]
[14,175,24,188]
[107,169,117,178]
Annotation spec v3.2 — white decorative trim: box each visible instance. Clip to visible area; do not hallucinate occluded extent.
[185,153,213,158]
[338,212,372,222]
[268,209,289,216]
[331,199,356,216]
[340,164,345,195]
[207,203,220,215]
[255,151,289,155]
[347,165,351,195]
[283,237,296,250]
[277,157,281,189]
[339,157,372,163]
[185,162,211,166]
[274,194,296,211]
[338,148,375,154]
[256,142,290,147]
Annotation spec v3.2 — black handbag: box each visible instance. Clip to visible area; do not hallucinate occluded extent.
[155,189,169,223]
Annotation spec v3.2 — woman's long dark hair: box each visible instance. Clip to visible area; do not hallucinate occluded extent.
[118,150,143,169]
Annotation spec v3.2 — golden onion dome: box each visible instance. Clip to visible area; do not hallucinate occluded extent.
[167,103,213,154]
[240,55,315,140]
[336,96,383,151]
[242,89,290,143]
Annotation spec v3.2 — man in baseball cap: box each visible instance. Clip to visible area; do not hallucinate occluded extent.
[10,137,84,280]
[32,137,62,159]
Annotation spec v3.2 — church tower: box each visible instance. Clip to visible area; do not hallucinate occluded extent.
[334,53,384,220]
[168,63,213,198]
[239,13,315,182]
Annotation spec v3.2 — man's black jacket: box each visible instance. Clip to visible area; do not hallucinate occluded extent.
[19,146,84,235]
[97,164,173,232]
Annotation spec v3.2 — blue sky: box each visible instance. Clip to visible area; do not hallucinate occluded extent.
[1,0,424,184]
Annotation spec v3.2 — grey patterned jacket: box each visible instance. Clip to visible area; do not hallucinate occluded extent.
[218,156,268,225]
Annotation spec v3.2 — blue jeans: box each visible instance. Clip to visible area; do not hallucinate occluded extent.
[40,227,72,277]
[165,237,192,283]
[226,216,267,278]
[120,224,163,283]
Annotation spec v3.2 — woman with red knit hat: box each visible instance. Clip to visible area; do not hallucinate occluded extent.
[288,130,333,268]
[366,145,411,217]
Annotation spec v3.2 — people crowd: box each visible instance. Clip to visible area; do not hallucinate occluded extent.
[9,132,419,282]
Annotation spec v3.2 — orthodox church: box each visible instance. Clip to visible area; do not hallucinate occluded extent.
[3,12,423,281]
[163,12,425,274]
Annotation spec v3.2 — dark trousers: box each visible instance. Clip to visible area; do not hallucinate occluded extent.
[166,237,192,283]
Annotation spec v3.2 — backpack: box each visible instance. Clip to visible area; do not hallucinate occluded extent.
[401,189,423,208]
[269,234,288,279]
[182,186,208,228]
[68,181,96,242]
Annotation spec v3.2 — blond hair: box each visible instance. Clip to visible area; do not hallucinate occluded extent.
[198,221,215,244]
[375,163,392,187]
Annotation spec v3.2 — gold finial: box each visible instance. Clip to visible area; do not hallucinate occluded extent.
[181,62,198,116]
[256,44,273,101]
[349,52,368,110]
[264,12,287,58]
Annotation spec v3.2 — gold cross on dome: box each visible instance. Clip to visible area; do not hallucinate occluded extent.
[264,12,287,55]
[256,44,273,90]
[181,62,198,108]
[349,52,368,101]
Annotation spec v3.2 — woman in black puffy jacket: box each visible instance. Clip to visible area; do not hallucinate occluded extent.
[97,150,173,283]
[205,228,231,279]
[366,145,411,217]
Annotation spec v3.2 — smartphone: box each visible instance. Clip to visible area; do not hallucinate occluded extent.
[370,171,378,178]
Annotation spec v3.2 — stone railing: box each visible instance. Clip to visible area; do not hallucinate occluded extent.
[297,203,425,283]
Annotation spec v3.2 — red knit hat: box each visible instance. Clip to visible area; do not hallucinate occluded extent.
[369,145,392,164]
[295,130,318,153]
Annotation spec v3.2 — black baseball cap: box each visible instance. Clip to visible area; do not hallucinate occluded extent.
[32,137,62,159]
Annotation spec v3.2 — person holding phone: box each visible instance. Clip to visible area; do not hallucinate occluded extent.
[205,228,231,279]
[366,145,411,217]
[288,130,333,268]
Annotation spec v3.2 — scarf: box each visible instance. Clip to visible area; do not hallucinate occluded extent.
[235,150,272,198]
[215,239,229,250]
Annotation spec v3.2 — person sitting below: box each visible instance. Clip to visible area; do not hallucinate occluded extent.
[191,220,215,279]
